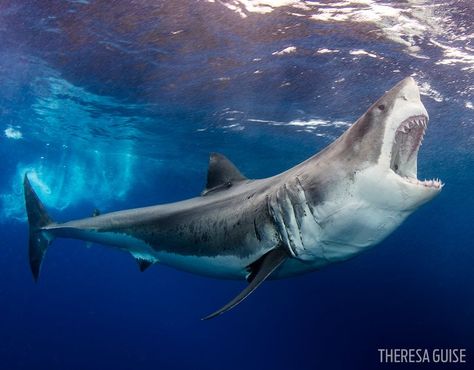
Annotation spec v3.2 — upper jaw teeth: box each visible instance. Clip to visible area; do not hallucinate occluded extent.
[397,116,428,132]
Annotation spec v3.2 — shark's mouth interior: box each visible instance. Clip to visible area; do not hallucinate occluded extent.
[390,115,442,189]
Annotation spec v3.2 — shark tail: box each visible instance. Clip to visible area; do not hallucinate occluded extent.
[24,174,55,282]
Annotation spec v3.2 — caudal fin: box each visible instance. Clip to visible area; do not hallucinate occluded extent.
[24,174,55,281]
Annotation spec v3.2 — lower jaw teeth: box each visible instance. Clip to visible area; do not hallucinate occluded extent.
[403,176,443,188]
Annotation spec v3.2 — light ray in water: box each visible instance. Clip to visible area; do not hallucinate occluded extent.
[1,148,136,222]
[0,70,143,221]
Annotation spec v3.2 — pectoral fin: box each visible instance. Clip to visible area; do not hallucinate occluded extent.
[202,246,288,320]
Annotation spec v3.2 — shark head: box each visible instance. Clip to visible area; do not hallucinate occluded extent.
[296,77,443,262]
[338,77,443,212]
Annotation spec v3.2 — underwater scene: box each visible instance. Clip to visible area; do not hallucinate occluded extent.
[0,0,473,369]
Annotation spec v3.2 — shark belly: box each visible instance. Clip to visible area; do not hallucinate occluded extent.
[313,195,409,263]
[47,226,268,279]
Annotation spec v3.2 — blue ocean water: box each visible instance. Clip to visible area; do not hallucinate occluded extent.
[0,0,473,369]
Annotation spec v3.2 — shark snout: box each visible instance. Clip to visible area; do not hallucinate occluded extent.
[394,77,423,106]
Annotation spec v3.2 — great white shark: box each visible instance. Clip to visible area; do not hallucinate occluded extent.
[24,77,442,319]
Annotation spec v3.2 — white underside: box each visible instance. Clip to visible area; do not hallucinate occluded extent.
[79,229,331,280]
[74,229,258,279]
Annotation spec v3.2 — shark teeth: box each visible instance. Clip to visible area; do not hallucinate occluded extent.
[397,115,428,136]
[392,115,443,190]
[395,115,427,158]
[403,177,444,189]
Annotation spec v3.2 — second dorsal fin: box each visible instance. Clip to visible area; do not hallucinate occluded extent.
[202,153,247,195]
[136,258,153,272]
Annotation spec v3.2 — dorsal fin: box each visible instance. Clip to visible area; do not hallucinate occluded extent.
[202,153,247,195]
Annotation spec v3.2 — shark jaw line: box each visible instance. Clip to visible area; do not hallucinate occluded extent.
[389,114,443,190]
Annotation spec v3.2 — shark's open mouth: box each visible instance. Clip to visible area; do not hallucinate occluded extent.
[390,115,443,189]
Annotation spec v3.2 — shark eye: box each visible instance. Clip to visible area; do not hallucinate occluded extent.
[378,104,385,111]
